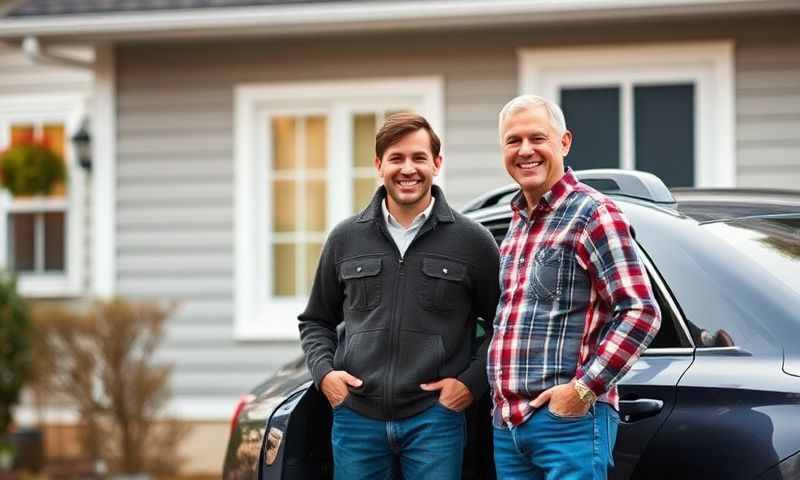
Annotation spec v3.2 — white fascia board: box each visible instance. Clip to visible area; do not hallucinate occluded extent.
[15,398,236,424]
[0,0,799,40]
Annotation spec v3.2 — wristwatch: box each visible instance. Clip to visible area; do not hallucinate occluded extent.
[574,380,597,404]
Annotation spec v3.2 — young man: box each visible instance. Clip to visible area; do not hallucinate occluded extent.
[299,113,499,479]
[488,95,661,479]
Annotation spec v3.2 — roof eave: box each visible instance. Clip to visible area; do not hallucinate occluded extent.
[1,0,798,42]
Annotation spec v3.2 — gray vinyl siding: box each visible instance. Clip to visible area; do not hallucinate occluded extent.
[0,45,94,295]
[736,42,800,189]
[115,14,800,413]
[0,45,93,95]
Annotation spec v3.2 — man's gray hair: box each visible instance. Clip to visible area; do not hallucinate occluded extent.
[498,95,567,140]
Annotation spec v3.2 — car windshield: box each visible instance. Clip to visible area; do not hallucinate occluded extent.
[701,215,800,297]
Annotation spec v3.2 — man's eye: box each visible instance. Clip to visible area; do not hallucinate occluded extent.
[506,138,520,145]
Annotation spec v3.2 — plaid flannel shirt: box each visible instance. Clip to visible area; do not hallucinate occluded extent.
[487,169,661,428]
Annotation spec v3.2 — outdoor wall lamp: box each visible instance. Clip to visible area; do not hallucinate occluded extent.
[71,120,91,172]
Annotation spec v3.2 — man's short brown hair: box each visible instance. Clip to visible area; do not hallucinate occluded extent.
[375,113,441,159]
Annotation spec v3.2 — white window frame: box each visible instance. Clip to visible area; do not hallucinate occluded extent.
[234,76,444,340]
[518,41,735,187]
[0,93,87,297]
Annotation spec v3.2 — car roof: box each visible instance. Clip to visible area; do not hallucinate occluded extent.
[467,186,800,225]
[671,188,800,223]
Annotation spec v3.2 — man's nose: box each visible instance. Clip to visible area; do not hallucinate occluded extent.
[400,159,416,174]
[519,139,535,156]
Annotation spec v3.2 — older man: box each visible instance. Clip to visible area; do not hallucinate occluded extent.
[487,95,661,480]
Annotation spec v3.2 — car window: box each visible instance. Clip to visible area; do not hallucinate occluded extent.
[632,209,800,353]
[703,217,800,297]
[684,216,800,348]
[643,269,689,349]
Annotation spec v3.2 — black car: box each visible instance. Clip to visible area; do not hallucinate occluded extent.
[223,170,800,480]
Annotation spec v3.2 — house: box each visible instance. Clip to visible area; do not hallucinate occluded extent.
[1,0,799,473]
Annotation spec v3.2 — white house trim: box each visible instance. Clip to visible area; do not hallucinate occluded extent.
[92,44,116,299]
[0,92,87,298]
[15,398,236,424]
[234,76,443,340]
[518,41,736,188]
[1,1,798,40]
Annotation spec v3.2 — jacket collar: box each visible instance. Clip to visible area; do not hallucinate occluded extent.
[357,184,455,225]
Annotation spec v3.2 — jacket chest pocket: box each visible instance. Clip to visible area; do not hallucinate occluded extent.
[341,257,382,311]
[418,257,469,312]
[529,247,568,300]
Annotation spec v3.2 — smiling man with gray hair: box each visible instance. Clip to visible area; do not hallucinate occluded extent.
[487,95,661,479]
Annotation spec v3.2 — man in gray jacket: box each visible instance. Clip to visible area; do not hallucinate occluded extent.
[299,113,499,479]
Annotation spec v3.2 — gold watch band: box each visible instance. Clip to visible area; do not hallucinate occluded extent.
[574,381,597,404]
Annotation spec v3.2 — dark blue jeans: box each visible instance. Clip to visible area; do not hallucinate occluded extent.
[331,402,465,480]
[493,402,619,480]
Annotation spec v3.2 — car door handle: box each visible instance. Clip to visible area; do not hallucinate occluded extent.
[619,398,664,422]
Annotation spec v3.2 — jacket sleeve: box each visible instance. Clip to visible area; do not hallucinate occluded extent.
[574,201,661,397]
[456,225,500,399]
[298,231,344,390]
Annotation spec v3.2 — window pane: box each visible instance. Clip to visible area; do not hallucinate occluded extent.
[10,124,34,146]
[353,178,377,213]
[44,212,65,271]
[304,242,323,295]
[560,87,620,170]
[353,114,376,168]
[272,180,296,232]
[306,116,327,170]
[305,180,326,232]
[9,213,35,272]
[273,243,296,297]
[42,124,65,158]
[272,117,296,171]
[43,124,67,197]
[634,84,695,188]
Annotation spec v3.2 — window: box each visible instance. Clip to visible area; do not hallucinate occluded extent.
[235,78,443,339]
[0,95,86,297]
[519,41,735,188]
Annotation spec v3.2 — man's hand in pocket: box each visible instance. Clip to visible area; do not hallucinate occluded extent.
[321,370,362,408]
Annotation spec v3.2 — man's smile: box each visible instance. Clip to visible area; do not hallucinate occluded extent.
[516,159,544,170]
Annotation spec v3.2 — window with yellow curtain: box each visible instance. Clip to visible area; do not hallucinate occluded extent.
[268,109,415,298]
[270,116,327,298]
[5,122,67,274]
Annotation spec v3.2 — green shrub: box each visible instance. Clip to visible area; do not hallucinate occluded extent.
[0,272,32,437]
[0,143,67,196]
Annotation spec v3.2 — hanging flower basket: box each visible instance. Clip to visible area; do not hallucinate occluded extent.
[0,142,67,197]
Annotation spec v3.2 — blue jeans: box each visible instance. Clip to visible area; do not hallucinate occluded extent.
[493,402,619,480]
[331,402,465,480]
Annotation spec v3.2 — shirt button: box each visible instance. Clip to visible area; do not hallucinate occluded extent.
[442,267,448,275]
[518,257,525,265]
[356,266,362,273]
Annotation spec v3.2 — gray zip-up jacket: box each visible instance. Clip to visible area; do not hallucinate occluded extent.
[298,186,500,420]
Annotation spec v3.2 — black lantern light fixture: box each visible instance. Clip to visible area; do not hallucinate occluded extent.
[71,120,91,171]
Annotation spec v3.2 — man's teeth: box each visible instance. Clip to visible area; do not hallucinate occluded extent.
[399,180,420,186]
[519,161,543,169]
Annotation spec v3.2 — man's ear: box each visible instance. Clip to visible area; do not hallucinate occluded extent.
[433,155,443,176]
[374,155,383,177]
[561,130,573,157]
